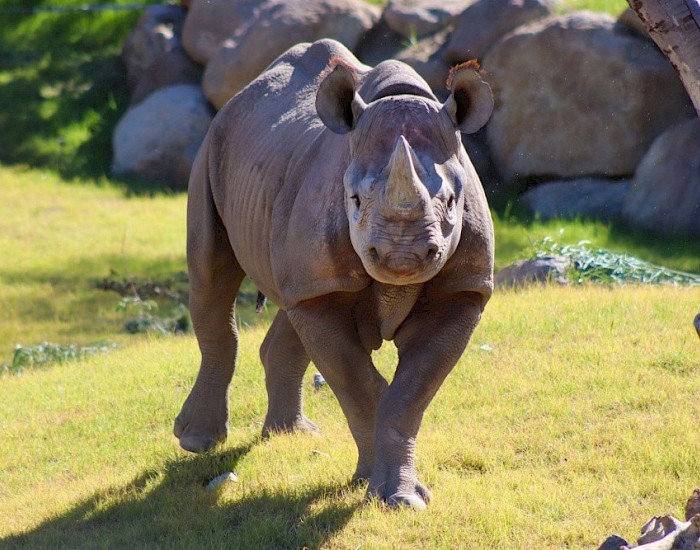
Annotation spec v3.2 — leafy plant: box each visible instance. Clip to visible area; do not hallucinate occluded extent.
[530,236,700,285]
[116,295,191,335]
[4,340,116,375]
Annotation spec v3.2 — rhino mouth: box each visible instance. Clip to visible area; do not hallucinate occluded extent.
[365,246,443,285]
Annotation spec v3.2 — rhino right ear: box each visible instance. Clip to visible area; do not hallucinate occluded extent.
[316,59,367,134]
[443,60,493,134]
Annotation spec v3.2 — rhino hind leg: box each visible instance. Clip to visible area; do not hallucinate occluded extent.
[260,310,319,438]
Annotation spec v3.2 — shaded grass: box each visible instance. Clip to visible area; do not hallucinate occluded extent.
[0,0,143,182]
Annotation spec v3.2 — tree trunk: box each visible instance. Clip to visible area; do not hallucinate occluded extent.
[627,0,700,118]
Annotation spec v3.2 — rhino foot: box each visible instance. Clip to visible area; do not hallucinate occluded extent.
[173,398,228,453]
[261,415,320,438]
[366,478,432,511]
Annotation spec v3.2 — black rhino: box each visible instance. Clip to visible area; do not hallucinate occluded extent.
[175,39,494,510]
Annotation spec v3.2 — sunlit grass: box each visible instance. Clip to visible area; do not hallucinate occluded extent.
[1,166,699,548]
[2,285,698,547]
[0,166,186,362]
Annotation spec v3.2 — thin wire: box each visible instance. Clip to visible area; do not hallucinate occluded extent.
[0,3,171,15]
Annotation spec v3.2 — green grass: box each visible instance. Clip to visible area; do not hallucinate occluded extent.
[2,285,698,547]
[0,0,146,182]
[1,0,695,547]
[1,165,700,548]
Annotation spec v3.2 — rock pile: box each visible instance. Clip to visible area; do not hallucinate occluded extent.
[114,0,698,237]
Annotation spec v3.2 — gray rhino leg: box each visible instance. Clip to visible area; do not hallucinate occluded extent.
[287,295,389,481]
[260,310,319,437]
[366,293,483,510]
[174,143,245,453]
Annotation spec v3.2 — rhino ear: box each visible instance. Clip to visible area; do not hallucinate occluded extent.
[316,59,367,134]
[443,61,494,134]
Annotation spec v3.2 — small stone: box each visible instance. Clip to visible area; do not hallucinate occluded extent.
[311,449,330,457]
[313,372,326,389]
[479,344,493,351]
[206,471,238,490]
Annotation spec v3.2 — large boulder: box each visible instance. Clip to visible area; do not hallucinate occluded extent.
[393,29,452,98]
[495,256,570,288]
[483,11,696,185]
[130,45,203,106]
[121,4,187,90]
[181,0,262,65]
[616,7,651,41]
[202,0,379,109]
[443,0,554,63]
[112,85,214,189]
[521,177,631,222]
[622,118,700,237]
[383,0,474,39]
[354,19,405,67]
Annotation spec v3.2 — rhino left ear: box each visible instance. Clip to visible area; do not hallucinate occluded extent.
[443,61,494,134]
[316,58,367,134]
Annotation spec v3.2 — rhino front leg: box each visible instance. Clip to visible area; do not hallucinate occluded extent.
[260,310,319,437]
[367,293,484,510]
[287,295,389,481]
[174,141,246,453]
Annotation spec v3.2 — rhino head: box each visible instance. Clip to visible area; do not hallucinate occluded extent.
[316,59,493,285]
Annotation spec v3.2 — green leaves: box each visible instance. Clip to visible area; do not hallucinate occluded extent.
[530,236,700,286]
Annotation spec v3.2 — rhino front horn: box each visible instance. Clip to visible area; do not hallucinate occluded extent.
[384,136,427,213]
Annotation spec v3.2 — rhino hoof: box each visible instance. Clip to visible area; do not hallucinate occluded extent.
[177,433,224,453]
[261,415,320,439]
[386,492,428,511]
[173,414,226,453]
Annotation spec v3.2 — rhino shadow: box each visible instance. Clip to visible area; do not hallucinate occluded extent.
[0,439,359,549]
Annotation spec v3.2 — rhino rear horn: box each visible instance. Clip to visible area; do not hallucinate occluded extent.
[443,61,494,134]
[316,58,367,134]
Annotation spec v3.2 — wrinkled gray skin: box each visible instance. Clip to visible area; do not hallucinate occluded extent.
[174,39,495,510]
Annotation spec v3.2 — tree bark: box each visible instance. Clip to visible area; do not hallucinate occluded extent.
[627,0,700,118]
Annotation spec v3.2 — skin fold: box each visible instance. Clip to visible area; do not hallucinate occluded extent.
[174,39,495,510]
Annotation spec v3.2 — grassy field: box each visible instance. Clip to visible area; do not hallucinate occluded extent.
[2,0,697,547]
[1,167,699,548]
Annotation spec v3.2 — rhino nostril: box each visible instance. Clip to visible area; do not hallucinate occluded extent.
[368,246,379,261]
[426,246,438,261]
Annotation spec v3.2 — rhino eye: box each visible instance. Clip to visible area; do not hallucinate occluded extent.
[350,194,361,209]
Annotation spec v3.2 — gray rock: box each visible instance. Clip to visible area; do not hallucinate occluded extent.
[622,118,700,237]
[181,0,261,65]
[393,29,452,98]
[112,85,214,189]
[383,0,474,39]
[443,0,554,63]
[130,45,203,106]
[521,177,631,222]
[616,7,652,41]
[202,0,380,109]
[495,256,570,288]
[355,19,405,67]
[121,4,187,90]
[483,11,696,186]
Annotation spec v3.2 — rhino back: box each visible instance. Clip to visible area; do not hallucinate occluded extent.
[205,40,371,307]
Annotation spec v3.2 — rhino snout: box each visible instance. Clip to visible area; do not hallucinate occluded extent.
[367,240,439,278]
